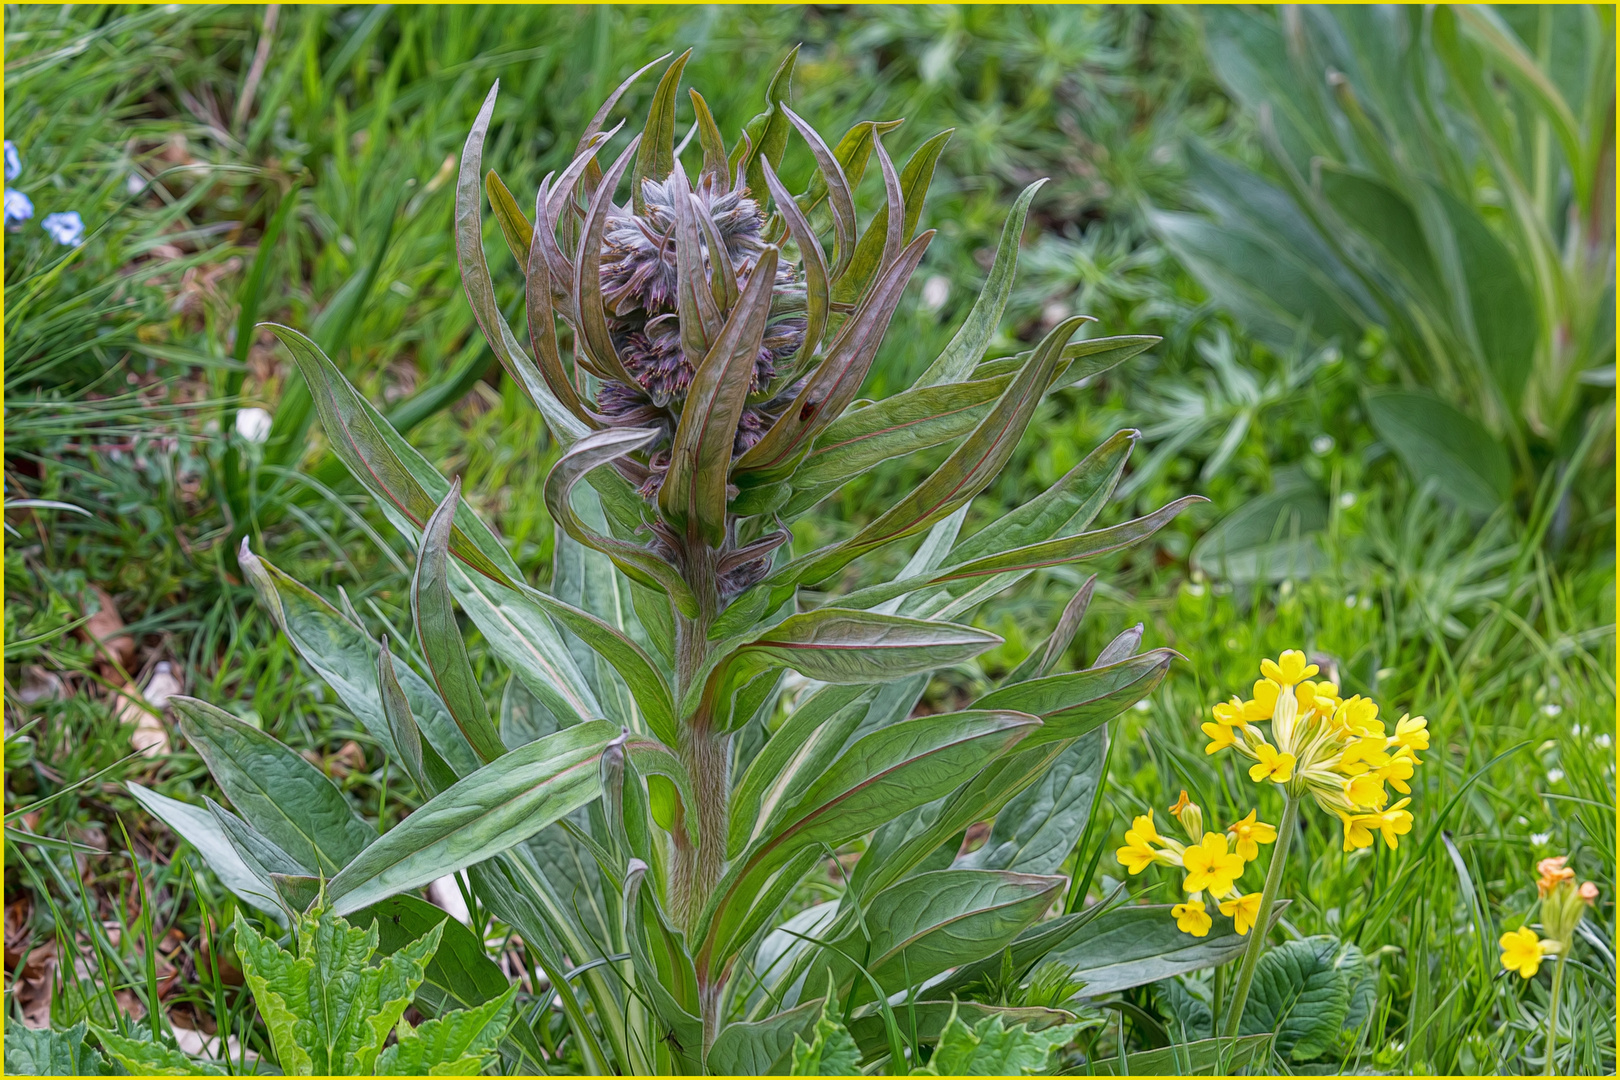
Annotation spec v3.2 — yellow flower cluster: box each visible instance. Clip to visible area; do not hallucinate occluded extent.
[1202,650,1423,853]
[1116,791,1274,938]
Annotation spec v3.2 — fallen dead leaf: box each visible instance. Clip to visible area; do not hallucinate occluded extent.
[114,661,182,757]
[12,939,57,1029]
[83,586,135,673]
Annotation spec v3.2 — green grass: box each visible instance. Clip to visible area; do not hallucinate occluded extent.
[4,4,1612,1075]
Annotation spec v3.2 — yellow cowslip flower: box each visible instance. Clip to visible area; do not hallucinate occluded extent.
[1220,892,1263,936]
[1499,925,1557,979]
[1116,812,1164,874]
[1242,679,1280,722]
[1172,898,1212,937]
[1297,680,1340,718]
[1202,721,1238,755]
[1260,650,1318,687]
[1342,771,1387,810]
[1371,799,1412,847]
[1339,811,1375,851]
[1226,810,1277,861]
[1211,696,1246,726]
[1182,833,1245,895]
[1338,734,1391,773]
[1379,750,1415,794]
[1334,695,1381,737]
[1248,743,1295,784]
[1391,713,1428,752]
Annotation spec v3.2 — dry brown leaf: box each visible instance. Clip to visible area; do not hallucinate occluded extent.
[83,585,135,673]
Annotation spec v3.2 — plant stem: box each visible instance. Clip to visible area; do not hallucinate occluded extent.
[1544,950,1567,1076]
[1221,792,1299,1039]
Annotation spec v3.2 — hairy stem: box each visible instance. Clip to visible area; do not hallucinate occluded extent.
[1544,950,1567,1076]
[1221,792,1299,1040]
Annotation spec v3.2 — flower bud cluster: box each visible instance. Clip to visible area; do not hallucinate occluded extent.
[1500,855,1599,980]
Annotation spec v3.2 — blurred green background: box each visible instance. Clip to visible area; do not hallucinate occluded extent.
[4,5,1613,1073]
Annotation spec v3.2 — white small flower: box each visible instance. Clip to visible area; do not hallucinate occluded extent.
[1541,703,1563,718]
[1311,435,1335,456]
[920,275,950,313]
[235,406,273,443]
[41,210,83,246]
[1344,593,1357,609]
[1546,768,1565,784]
[127,172,148,196]
[1596,733,1612,749]
[5,188,33,227]
[1132,699,1152,713]
[4,141,19,181]
[1338,491,1357,508]
[1531,832,1551,846]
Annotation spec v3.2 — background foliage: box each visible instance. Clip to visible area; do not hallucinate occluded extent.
[4,4,1613,1074]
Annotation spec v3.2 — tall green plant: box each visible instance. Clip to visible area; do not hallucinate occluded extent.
[1152,5,1613,514]
[135,54,1223,1074]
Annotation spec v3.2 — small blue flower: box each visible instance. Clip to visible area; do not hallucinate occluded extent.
[42,210,84,246]
[5,189,34,227]
[4,141,19,181]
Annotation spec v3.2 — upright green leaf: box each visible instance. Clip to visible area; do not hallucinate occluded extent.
[631,49,693,213]
[973,650,1173,748]
[412,481,507,765]
[1366,389,1512,513]
[172,698,373,877]
[126,782,283,915]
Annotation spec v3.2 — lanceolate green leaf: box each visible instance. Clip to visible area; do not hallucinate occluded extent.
[916,180,1046,387]
[671,159,725,365]
[974,650,1174,748]
[730,608,1001,687]
[240,543,480,778]
[413,482,507,765]
[835,869,1064,1001]
[573,136,645,385]
[733,230,935,481]
[661,244,779,542]
[782,106,858,277]
[124,782,283,916]
[172,697,373,877]
[329,721,618,915]
[689,89,730,192]
[732,46,799,205]
[761,158,830,375]
[631,49,693,213]
[455,82,587,444]
[958,728,1107,875]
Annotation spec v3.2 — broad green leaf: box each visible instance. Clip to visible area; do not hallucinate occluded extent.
[724,608,1000,692]
[1429,183,1537,403]
[5,1021,112,1076]
[232,905,442,1075]
[959,728,1105,874]
[735,230,934,482]
[328,721,617,914]
[172,698,373,877]
[848,1002,1076,1061]
[1366,389,1512,514]
[91,1029,219,1076]
[707,997,825,1075]
[1315,164,1447,313]
[412,481,506,765]
[972,650,1173,748]
[916,180,1046,387]
[1190,477,1328,584]
[789,987,861,1076]
[661,243,778,543]
[927,893,1120,1002]
[241,544,479,777]
[375,984,517,1075]
[919,1005,1082,1076]
[1238,935,1373,1062]
[454,82,586,444]
[1085,1034,1272,1076]
[837,869,1064,1001]
[544,427,700,614]
[351,895,541,1072]
[631,50,692,212]
[1046,901,1287,995]
[126,782,283,915]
